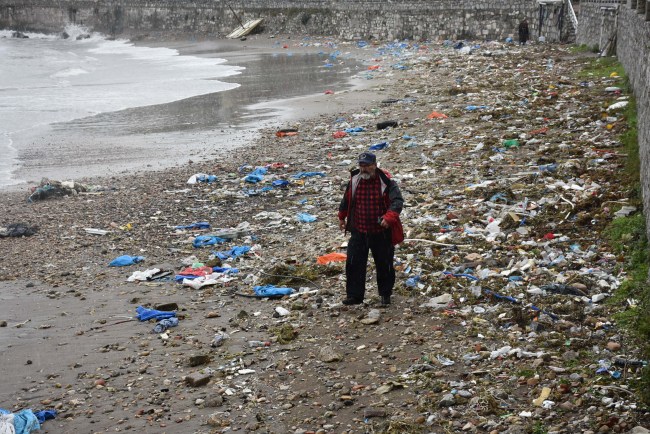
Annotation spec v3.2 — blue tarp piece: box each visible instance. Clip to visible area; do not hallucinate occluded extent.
[245,167,268,183]
[193,235,226,248]
[357,41,368,48]
[136,306,176,322]
[175,222,210,230]
[34,410,56,424]
[109,255,145,267]
[272,180,290,188]
[213,246,251,260]
[369,141,389,151]
[291,172,326,179]
[253,285,295,297]
[297,213,317,223]
[344,127,365,133]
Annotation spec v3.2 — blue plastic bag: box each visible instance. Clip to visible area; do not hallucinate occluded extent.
[369,141,389,151]
[405,275,421,287]
[193,235,226,248]
[136,306,176,321]
[197,174,218,183]
[109,255,145,267]
[13,409,41,434]
[245,167,268,183]
[253,285,295,297]
[291,172,326,179]
[245,174,264,183]
[297,213,317,223]
[272,180,290,188]
[175,222,211,230]
[213,246,251,260]
[213,267,239,274]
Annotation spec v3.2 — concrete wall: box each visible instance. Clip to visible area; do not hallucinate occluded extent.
[615,2,650,241]
[0,0,575,42]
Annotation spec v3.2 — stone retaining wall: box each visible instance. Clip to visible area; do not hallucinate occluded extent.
[575,0,622,49]
[0,0,575,42]
[615,3,650,239]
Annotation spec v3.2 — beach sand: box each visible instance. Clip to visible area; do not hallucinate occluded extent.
[1,36,648,433]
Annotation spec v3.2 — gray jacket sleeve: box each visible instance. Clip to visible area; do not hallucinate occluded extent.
[387,180,404,213]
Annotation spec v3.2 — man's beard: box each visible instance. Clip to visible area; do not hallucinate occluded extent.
[359,172,372,180]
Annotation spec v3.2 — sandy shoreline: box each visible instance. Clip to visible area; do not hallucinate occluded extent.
[1,34,380,194]
[1,38,649,434]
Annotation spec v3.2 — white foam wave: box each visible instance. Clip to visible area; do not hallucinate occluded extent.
[0,29,59,40]
[51,68,88,78]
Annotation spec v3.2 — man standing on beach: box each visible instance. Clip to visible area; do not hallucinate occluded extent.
[338,152,404,307]
[518,18,530,45]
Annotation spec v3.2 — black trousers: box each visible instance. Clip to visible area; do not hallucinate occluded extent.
[345,230,395,301]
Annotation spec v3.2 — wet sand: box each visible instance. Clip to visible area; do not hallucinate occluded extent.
[5,35,378,192]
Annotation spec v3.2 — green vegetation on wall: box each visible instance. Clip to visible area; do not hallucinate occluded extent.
[589,58,650,405]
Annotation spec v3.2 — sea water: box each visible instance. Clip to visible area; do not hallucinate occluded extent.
[0,25,244,188]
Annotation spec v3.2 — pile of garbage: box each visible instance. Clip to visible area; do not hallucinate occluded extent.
[1,38,648,433]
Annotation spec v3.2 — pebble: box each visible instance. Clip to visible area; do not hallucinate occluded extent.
[184,372,211,387]
[319,346,342,363]
[439,393,455,408]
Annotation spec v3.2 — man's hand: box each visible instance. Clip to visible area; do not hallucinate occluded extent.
[379,218,389,229]
[339,219,346,231]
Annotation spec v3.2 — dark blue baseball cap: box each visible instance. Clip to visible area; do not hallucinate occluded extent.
[358,152,376,165]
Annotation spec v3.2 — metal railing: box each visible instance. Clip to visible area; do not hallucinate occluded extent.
[567,0,579,28]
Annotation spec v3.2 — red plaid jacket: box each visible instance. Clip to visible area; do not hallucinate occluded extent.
[338,168,404,246]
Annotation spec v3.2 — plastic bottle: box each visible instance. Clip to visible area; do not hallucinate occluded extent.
[538,163,558,172]
[248,340,271,348]
[211,332,229,347]
[152,317,179,334]
[405,275,421,287]
[547,58,554,70]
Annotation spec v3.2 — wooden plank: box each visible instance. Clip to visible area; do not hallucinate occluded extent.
[226,19,263,39]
